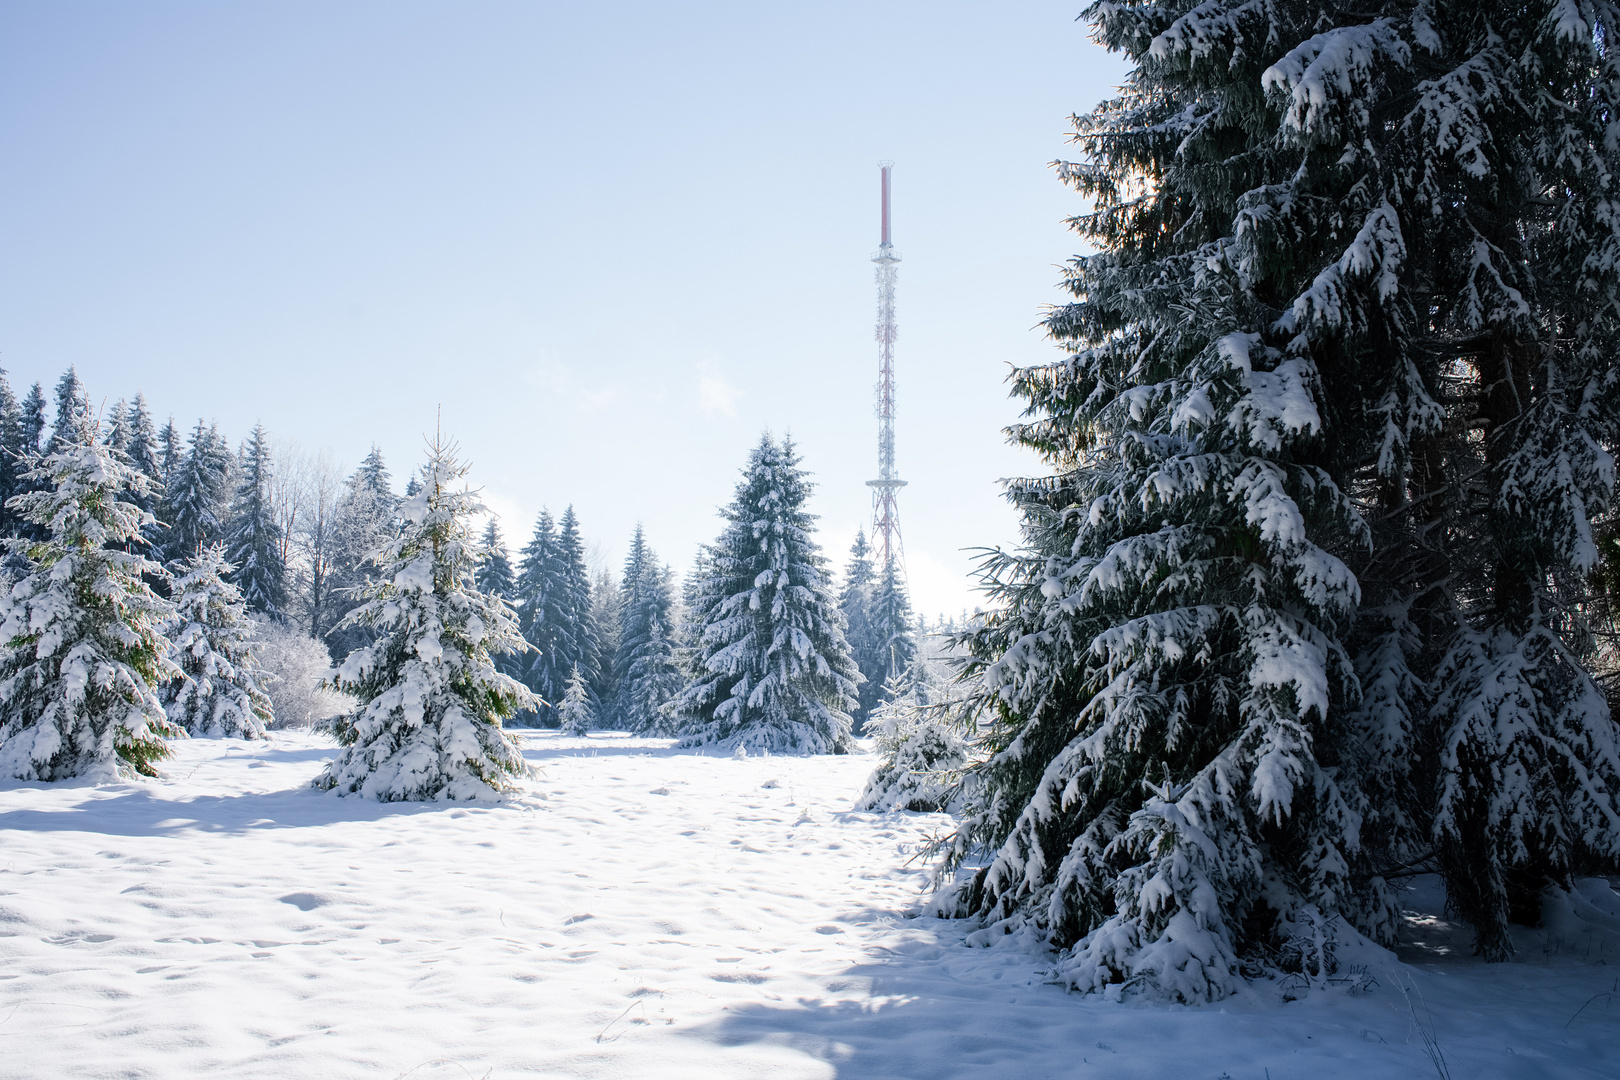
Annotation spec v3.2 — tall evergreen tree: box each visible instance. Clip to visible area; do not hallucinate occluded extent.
[18,383,46,459]
[938,0,1620,1000]
[0,369,24,540]
[223,424,287,620]
[45,368,92,452]
[123,395,160,488]
[555,507,597,691]
[103,399,130,452]
[673,434,860,754]
[161,419,229,563]
[838,530,885,729]
[165,544,273,738]
[587,565,623,712]
[513,509,562,722]
[316,433,536,801]
[0,438,180,779]
[325,448,399,660]
[611,525,682,734]
[8,383,50,544]
[156,417,182,488]
[870,556,917,686]
[476,518,516,600]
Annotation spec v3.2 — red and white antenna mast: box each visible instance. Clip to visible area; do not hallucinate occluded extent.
[866,162,906,573]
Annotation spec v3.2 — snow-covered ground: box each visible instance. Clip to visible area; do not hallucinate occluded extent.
[2,731,1617,1079]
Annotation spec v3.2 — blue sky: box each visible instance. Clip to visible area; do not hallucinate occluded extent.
[0,1,1126,617]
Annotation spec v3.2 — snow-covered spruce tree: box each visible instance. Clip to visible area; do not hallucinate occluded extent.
[0,439,181,779]
[224,424,287,620]
[944,0,1620,988]
[160,419,231,565]
[612,526,683,734]
[838,530,885,729]
[558,664,593,736]
[937,1,1455,1000]
[674,434,860,754]
[870,556,917,687]
[315,435,537,801]
[476,518,516,601]
[556,508,598,690]
[0,369,25,542]
[587,565,623,712]
[324,447,399,662]
[856,664,971,814]
[1398,1,1620,958]
[513,509,563,723]
[45,368,92,453]
[165,544,273,738]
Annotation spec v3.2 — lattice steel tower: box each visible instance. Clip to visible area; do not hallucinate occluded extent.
[866,162,906,571]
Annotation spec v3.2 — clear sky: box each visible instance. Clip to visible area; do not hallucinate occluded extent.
[0,1,1126,618]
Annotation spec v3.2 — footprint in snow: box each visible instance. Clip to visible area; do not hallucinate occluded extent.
[279,893,326,911]
[814,925,844,935]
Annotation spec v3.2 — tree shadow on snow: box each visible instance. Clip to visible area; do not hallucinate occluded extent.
[0,740,523,836]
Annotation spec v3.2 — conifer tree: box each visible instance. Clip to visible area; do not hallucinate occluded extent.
[870,556,917,690]
[0,439,180,779]
[316,433,536,801]
[939,0,1620,996]
[0,369,24,540]
[8,384,49,544]
[588,565,622,710]
[612,526,682,734]
[161,420,230,564]
[513,509,562,722]
[156,418,182,487]
[325,448,399,660]
[476,518,516,601]
[555,507,597,689]
[103,399,130,453]
[839,530,885,729]
[224,424,287,620]
[45,368,91,452]
[124,396,160,488]
[855,664,970,814]
[477,517,521,682]
[165,544,273,738]
[674,434,860,754]
[559,664,593,736]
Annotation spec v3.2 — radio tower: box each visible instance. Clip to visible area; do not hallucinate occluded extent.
[867,162,906,572]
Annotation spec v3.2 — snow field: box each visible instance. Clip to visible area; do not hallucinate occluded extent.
[0,731,1616,1079]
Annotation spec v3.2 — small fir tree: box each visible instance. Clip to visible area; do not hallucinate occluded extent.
[674,434,861,754]
[0,439,180,779]
[855,665,971,814]
[165,544,273,738]
[315,433,537,801]
[559,664,593,736]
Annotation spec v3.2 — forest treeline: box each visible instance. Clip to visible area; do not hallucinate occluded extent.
[0,366,927,735]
